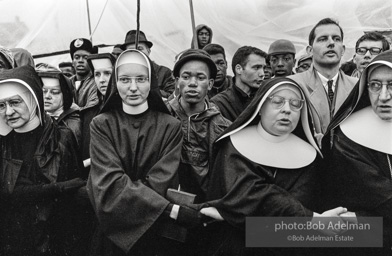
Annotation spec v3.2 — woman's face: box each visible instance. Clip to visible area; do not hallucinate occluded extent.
[94,68,112,96]
[0,95,30,129]
[43,84,63,113]
[368,65,392,122]
[259,86,302,136]
[116,63,150,107]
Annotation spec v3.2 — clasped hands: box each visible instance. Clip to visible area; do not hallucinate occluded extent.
[312,207,357,236]
[170,205,223,229]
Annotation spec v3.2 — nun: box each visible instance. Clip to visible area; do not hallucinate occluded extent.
[38,70,82,146]
[199,77,350,255]
[0,66,85,255]
[323,50,392,255]
[87,49,203,256]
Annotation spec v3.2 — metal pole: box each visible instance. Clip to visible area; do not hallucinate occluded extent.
[189,0,197,49]
[136,0,140,49]
[86,0,93,42]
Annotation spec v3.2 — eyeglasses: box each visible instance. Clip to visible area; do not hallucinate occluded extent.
[0,99,23,113]
[356,47,382,56]
[118,76,149,84]
[367,81,392,94]
[268,95,304,111]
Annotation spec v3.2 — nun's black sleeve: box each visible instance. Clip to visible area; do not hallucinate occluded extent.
[205,138,314,229]
[328,127,392,229]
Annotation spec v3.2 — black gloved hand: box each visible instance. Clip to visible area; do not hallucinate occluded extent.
[56,178,86,193]
[176,205,205,229]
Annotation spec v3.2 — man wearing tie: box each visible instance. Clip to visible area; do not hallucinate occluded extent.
[289,18,357,146]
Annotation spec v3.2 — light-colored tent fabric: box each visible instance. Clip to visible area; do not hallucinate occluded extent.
[0,0,391,74]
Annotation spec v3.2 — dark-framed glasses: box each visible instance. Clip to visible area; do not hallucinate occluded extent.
[268,95,304,111]
[367,81,392,94]
[356,47,382,56]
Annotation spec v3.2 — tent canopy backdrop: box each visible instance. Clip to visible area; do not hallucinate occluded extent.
[0,0,391,75]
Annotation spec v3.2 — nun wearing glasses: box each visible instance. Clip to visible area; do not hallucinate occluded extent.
[0,66,85,255]
[38,70,82,146]
[199,77,350,256]
[87,49,206,256]
[322,50,392,255]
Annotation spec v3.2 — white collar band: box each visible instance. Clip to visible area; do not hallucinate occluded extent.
[122,101,148,115]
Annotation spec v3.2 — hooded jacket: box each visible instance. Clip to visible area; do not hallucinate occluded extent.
[10,48,35,68]
[167,96,231,202]
[191,24,213,49]
[0,45,15,68]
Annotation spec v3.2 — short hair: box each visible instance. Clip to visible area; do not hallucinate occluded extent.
[231,46,267,74]
[355,32,390,51]
[308,18,344,46]
[203,43,226,60]
[340,60,356,76]
[265,57,271,66]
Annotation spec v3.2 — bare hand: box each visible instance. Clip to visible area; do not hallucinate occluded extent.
[312,207,348,236]
[200,207,224,221]
[339,211,357,224]
[320,206,347,217]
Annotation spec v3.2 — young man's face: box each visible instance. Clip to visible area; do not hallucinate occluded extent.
[210,53,227,85]
[72,50,91,77]
[263,65,273,80]
[309,24,345,68]
[198,28,210,48]
[177,60,213,106]
[237,53,266,90]
[269,53,295,77]
[354,40,383,74]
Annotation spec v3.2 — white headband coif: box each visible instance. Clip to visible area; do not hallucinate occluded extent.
[115,49,151,81]
[92,58,113,70]
[41,77,60,87]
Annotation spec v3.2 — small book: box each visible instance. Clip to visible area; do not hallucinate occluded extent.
[157,188,196,243]
[166,188,196,206]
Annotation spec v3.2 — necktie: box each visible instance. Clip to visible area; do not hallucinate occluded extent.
[327,80,334,103]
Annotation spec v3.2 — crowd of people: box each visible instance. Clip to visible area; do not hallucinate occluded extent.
[0,16,391,256]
